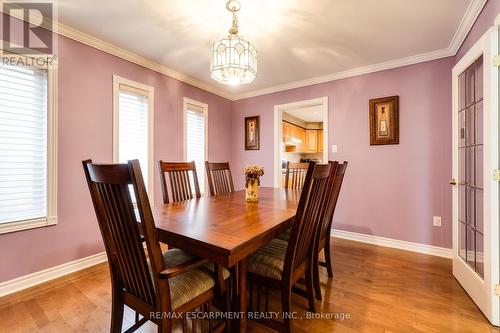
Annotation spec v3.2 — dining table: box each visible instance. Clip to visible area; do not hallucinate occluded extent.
[153,187,301,333]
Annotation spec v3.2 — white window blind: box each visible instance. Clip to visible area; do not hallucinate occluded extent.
[118,88,150,192]
[0,64,48,224]
[185,104,206,193]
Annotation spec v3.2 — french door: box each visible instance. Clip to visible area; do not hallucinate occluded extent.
[452,26,499,325]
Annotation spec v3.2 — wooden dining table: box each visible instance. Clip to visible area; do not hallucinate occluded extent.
[153,187,301,333]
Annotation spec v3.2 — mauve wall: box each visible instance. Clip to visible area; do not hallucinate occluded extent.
[0,34,232,283]
[230,0,500,250]
[1,1,499,284]
[231,58,455,248]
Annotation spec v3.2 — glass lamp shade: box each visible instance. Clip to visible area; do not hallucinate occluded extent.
[211,35,257,85]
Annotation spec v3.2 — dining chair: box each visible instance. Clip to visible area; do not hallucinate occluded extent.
[312,161,348,300]
[278,162,348,301]
[83,159,229,333]
[247,161,332,333]
[205,161,234,196]
[284,162,309,190]
[158,161,201,203]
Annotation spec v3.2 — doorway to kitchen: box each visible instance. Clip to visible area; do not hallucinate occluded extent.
[273,97,328,188]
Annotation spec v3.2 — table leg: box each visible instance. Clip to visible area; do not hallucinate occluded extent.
[237,258,247,333]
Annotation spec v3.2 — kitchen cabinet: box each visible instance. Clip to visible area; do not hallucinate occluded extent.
[297,127,306,152]
[282,121,322,153]
[282,122,291,142]
[318,130,323,152]
[283,121,306,152]
[290,125,298,142]
[290,125,298,150]
[305,130,318,152]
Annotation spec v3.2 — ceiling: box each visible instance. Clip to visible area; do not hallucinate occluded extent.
[285,106,324,123]
[56,0,481,99]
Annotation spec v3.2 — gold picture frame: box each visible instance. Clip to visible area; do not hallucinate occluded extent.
[245,116,260,150]
[369,96,399,145]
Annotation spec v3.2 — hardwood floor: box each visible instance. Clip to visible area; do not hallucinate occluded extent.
[0,238,497,333]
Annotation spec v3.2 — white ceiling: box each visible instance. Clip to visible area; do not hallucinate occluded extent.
[56,0,479,99]
[285,107,324,123]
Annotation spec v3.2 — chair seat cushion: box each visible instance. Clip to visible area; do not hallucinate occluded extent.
[162,248,197,269]
[152,249,230,310]
[247,238,288,280]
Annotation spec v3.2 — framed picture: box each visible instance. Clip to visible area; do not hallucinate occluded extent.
[369,96,399,145]
[245,116,260,150]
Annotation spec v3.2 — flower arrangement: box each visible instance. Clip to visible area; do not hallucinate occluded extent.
[243,165,264,187]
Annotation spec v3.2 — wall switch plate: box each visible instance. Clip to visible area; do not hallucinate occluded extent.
[493,169,500,182]
[494,55,500,67]
[433,216,442,227]
[331,145,338,153]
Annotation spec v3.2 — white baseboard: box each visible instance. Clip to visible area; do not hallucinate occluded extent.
[0,252,107,297]
[332,229,453,258]
[0,230,452,298]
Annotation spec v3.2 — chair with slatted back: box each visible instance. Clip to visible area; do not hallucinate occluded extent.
[205,161,234,196]
[83,159,230,333]
[312,161,348,300]
[284,162,309,190]
[247,161,332,333]
[158,161,201,204]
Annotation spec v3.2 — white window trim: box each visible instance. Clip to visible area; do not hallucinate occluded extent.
[0,56,58,234]
[183,97,208,193]
[112,75,155,199]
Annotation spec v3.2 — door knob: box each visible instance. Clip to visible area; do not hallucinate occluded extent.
[450,178,457,185]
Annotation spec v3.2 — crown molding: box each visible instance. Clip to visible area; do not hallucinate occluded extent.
[448,0,488,54]
[1,0,487,101]
[55,23,233,100]
[1,8,233,100]
[233,47,454,100]
[231,0,487,100]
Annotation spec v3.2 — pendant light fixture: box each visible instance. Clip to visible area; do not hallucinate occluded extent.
[210,0,257,85]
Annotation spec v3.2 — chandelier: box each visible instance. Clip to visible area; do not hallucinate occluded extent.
[210,0,257,85]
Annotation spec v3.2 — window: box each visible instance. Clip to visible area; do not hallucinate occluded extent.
[0,59,57,234]
[113,76,154,196]
[184,98,208,193]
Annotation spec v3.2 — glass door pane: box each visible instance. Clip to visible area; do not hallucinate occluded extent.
[457,56,484,278]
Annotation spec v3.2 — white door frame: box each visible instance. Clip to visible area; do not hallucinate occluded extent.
[273,97,329,188]
[452,26,499,325]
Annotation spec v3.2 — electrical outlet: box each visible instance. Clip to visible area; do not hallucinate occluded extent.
[433,216,442,227]
[331,145,338,153]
